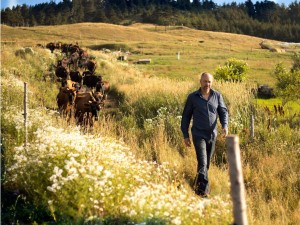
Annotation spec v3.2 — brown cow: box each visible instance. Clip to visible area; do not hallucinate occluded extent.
[74,91,103,131]
[75,92,103,131]
[56,80,77,122]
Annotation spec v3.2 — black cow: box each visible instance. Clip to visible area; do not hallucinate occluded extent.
[55,66,69,87]
[82,73,102,89]
[61,43,70,55]
[61,43,80,56]
[46,42,56,53]
[70,71,83,84]
[55,66,69,79]
[86,60,97,73]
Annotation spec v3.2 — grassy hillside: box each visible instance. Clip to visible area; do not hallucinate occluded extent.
[1,23,294,85]
[1,23,299,225]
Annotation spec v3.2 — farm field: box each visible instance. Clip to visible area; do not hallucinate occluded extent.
[1,23,300,225]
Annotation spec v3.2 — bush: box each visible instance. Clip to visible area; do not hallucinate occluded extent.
[273,63,300,105]
[214,58,249,82]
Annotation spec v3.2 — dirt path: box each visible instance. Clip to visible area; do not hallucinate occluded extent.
[101,94,119,113]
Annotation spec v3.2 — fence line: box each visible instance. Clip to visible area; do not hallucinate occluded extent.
[226,135,248,225]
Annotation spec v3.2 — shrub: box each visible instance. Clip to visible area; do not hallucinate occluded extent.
[273,63,300,105]
[214,58,249,82]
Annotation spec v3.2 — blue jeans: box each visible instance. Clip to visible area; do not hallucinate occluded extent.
[192,136,216,195]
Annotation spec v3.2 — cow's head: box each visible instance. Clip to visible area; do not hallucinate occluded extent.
[61,80,77,104]
[93,91,104,104]
[86,60,97,73]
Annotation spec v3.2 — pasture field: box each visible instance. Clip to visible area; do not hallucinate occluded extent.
[1,23,294,85]
[1,23,300,225]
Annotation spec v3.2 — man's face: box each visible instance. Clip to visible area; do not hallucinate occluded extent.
[200,74,213,92]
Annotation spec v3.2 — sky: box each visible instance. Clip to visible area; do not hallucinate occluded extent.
[0,0,296,9]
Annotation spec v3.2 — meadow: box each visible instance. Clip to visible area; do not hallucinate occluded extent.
[1,23,299,225]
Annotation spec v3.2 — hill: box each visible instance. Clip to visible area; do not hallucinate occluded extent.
[1,22,296,85]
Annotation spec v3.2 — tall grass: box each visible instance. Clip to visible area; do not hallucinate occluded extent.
[92,47,300,225]
[1,23,300,225]
[1,46,232,224]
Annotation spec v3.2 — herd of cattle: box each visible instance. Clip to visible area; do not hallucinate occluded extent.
[46,42,110,130]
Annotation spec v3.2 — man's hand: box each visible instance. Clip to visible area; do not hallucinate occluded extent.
[184,138,191,147]
[222,127,228,137]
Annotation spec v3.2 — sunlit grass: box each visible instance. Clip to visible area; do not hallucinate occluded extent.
[1,22,295,86]
[256,97,300,114]
[1,22,300,225]
[3,104,232,224]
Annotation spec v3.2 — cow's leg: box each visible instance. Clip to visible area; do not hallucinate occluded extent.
[83,112,89,133]
[75,110,82,126]
[89,114,94,131]
[66,105,73,124]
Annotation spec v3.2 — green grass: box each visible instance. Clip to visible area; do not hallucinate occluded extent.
[256,97,300,114]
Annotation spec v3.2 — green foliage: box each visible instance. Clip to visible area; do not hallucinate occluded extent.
[119,94,185,160]
[1,191,53,225]
[214,58,249,82]
[125,93,183,128]
[273,63,300,105]
[143,107,183,149]
[244,122,300,203]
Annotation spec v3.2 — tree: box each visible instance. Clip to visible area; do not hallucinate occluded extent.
[72,0,85,23]
[201,0,216,10]
[176,0,191,10]
[94,8,108,22]
[105,5,120,23]
[192,0,201,11]
[245,0,255,18]
[254,0,277,21]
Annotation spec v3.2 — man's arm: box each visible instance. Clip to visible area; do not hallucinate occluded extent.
[217,94,229,137]
[181,94,193,139]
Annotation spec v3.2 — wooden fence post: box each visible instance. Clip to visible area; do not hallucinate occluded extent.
[226,135,248,225]
[23,82,28,153]
[250,114,254,141]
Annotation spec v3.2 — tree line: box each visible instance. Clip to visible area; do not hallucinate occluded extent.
[1,0,300,42]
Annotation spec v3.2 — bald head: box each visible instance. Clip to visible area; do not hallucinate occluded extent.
[200,72,214,81]
[200,72,213,94]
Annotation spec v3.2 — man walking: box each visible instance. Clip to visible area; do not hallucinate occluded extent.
[181,72,228,197]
